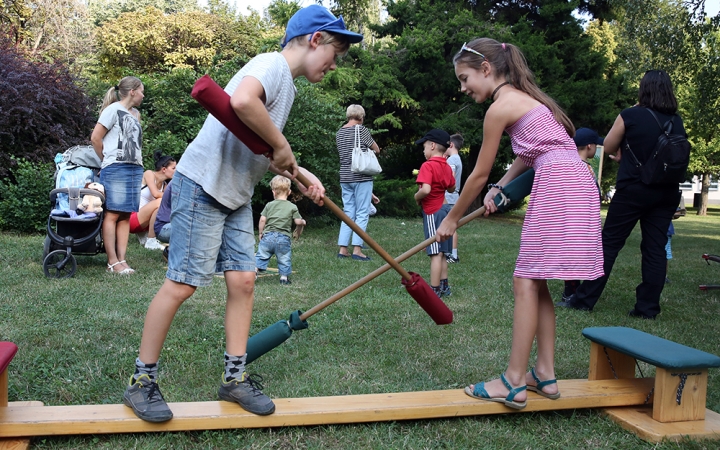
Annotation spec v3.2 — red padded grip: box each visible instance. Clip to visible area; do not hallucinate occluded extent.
[191,75,273,156]
[0,341,18,375]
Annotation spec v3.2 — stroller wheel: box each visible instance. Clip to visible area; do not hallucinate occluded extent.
[43,250,77,279]
[43,235,51,260]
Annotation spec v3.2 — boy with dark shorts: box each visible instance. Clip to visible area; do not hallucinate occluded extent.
[414,129,456,297]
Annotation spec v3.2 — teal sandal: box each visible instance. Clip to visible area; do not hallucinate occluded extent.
[527,367,561,399]
[464,373,527,410]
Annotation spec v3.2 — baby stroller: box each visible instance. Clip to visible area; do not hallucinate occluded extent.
[43,145,105,278]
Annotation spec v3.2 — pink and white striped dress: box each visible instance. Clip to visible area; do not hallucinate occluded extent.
[506,105,603,280]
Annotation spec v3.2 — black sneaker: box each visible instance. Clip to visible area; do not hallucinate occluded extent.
[123,374,173,423]
[218,373,275,415]
[280,278,291,285]
[555,294,592,311]
[628,309,657,320]
[446,255,459,264]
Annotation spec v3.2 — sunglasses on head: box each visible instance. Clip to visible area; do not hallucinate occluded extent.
[460,42,485,60]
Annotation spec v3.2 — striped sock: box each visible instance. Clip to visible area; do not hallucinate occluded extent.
[132,358,158,383]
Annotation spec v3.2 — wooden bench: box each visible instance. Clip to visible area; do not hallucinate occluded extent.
[1,341,34,450]
[583,327,720,442]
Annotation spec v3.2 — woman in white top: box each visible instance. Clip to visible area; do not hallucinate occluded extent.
[130,151,176,250]
[91,76,145,275]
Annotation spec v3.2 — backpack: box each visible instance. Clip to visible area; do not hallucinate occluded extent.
[625,109,691,185]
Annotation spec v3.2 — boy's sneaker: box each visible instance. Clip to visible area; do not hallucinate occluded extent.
[218,373,275,415]
[280,278,291,285]
[446,255,459,264]
[145,237,164,250]
[123,374,173,423]
[440,286,452,297]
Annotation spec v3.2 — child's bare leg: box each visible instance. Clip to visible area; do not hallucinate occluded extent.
[429,253,443,286]
[223,271,255,356]
[441,256,448,280]
[526,280,558,396]
[139,279,197,363]
[468,277,542,402]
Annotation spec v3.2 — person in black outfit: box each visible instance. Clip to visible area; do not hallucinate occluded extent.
[557,70,685,319]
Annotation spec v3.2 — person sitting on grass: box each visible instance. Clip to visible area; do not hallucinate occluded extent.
[131,151,176,250]
[255,175,306,285]
[152,181,172,262]
[414,128,456,298]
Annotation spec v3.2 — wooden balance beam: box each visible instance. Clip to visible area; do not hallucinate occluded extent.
[584,327,720,443]
[0,378,652,438]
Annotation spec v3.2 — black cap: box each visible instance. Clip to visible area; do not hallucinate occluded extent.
[573,128,604,147]
[415,129,451,147]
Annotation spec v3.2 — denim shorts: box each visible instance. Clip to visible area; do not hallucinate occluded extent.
[100,163,143,212]
[166,171,256,287]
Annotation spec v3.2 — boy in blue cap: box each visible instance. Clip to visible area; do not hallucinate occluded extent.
[122,5,362,423]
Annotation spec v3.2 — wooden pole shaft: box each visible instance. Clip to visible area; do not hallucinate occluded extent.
[294,172,412,281]
[300,206,487,320]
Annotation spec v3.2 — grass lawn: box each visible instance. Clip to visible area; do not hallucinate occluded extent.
[2,205,720,449]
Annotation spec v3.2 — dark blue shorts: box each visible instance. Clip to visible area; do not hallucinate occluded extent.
[422,204,452,256]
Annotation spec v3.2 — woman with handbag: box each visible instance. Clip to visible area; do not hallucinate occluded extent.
[336,104,381,261]
[557,69,686,319]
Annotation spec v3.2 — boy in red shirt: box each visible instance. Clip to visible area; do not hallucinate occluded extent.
[414,129,456,297]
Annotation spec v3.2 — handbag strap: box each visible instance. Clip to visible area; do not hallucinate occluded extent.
[354,125,361,149]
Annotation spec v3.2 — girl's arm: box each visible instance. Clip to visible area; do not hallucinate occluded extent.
[482,158,531,214]
[436,107,505,241]
[143,170,164,199]
[90,123,108,160]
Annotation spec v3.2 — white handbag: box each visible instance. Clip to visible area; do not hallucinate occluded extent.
[350,125,382,176]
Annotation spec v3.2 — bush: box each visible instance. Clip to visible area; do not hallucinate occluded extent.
[0,158,55,233]
[372,178,420,218]
[0,36,95,180]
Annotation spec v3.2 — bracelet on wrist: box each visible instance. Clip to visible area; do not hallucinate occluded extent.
[488,183,504,191]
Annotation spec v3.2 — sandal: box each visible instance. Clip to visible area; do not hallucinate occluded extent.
[107,260,134,275]
[464,373,527,410]
[527,367,561,399]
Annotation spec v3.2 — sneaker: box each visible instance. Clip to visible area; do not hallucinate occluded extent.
[218,373,275,415]
[137,232,148,246]
[162,246,169,263]
[446,255,459,264]
[440,286,452,297]
[280,278,291,285]
[145,237,164,250]
[555,294,592,311]
[123,374,173,423]
[628,309,657,320]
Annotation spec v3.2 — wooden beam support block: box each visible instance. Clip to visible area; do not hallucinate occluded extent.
[0,402,43,450]
[653,368,708,423]
[588,342,637,380]
[0,371,7,407]
[0,379,653,438]
[605,406,720,443]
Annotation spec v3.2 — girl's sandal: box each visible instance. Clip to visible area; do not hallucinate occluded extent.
[464,373,527,410]
[527,367,561,399]
[107,260,134,275]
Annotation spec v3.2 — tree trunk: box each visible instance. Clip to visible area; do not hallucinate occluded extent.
[698,173,710,216]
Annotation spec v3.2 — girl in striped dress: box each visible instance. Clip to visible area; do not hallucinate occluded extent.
[436,38,603,410]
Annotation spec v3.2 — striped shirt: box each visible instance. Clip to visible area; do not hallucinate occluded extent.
[177,52,296,210]
[337,125,376,183]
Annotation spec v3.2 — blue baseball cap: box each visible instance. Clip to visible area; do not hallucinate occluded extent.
[574,128,604,147]
[281,5,363,48]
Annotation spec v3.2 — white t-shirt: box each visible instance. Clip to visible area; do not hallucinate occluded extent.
[97,102,143,169]
[176,52,296,210]
[445,153,462,204]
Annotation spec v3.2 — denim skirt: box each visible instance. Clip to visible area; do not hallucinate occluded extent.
[100,163,143,212]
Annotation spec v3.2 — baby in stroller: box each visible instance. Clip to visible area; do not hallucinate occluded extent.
[43,145,106,278]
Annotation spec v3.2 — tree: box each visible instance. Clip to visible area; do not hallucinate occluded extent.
[87,0,199,26]
[0,35,95,179]
[95,6,262,76]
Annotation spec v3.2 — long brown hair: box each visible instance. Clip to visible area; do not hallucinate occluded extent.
[453,38,575,137]
[99,76,143,114]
